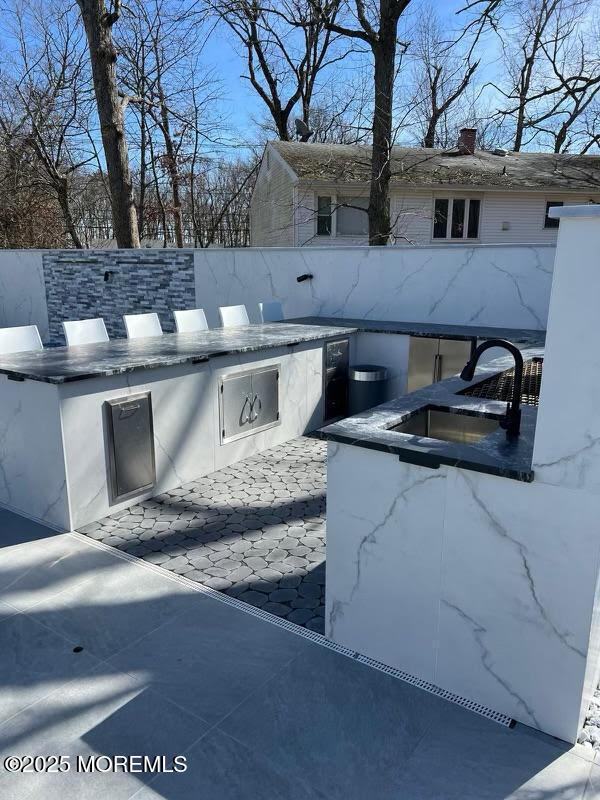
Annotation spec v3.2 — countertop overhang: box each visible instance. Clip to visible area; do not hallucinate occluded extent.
[285,316,545,346]
[317,344,545,482]
[0,323,357,384]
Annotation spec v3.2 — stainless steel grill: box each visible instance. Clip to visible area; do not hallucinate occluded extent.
[459,357,543,407]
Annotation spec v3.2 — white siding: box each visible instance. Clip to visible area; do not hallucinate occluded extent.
[296,188,371,247]
[250,149,296,246]
[479,192,600,243]
[293,187,600,246]
[392,191,432,244]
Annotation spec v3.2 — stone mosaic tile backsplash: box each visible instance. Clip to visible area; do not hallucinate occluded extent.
[43,250,195,345]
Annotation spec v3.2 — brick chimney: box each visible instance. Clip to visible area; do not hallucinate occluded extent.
[457,128,477,155]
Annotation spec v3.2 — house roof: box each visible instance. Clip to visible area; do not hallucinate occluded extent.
[270,141,600,193]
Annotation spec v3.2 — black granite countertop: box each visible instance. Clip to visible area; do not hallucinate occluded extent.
[317,345,545,482]
[287,316,545,346]
[0,323,356,384]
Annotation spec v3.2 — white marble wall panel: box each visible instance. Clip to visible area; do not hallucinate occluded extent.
[303,343,325,431]
[194,244,554,330]
[533,211,600,494]
[325,442,448,683]
[438,469,600,742]
[0,251,49,342]
[326,440,600,743]
[0,377,68,530]
[59,363,216,530]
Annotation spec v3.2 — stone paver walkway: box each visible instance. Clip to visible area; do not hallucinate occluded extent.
[79,437,327,633]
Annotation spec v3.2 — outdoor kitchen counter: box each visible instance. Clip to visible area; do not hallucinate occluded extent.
[317,344,545,482]
[285,316,545,346]
[0,322,356,384]
[0,323,351,532]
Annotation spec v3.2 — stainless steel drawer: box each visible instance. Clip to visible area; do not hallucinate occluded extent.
[105,393,155,502]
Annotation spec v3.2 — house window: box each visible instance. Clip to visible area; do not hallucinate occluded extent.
[317,196,332,236]
[337,196,369,236]
[544,201,563,229]
[433,197,480,240]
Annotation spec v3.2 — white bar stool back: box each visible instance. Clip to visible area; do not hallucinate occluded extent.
[62,318,109,347]
[218,304,250,328]
[0,325,43,355]
[174,308,209,333]
[123,312,163,339]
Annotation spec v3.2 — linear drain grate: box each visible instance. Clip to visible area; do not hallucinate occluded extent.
[460,357,542,407]
[73,532,514,729]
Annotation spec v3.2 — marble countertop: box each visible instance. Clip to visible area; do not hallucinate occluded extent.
[0,323,356,384]
[286,316,546,345]
[317,345,545,482]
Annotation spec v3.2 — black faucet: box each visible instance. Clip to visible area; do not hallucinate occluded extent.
[460,338,523,438]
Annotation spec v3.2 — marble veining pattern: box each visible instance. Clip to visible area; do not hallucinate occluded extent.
[194,244,554,330]
[436,468,600,741]
[0,323,354,384]
[0,251,49,341]
[325,442,448,683]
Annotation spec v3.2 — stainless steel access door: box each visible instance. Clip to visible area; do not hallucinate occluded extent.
[250,366,279,430]
[219,365,280,444]
[105,392,156,503]
[220,372,253,443]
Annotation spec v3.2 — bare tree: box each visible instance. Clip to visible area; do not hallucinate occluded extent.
[0,111,69,248]
[311,0,413,245]
[534,14,600,152]
[408,9,480,148]
[0,1,103,248]
[76,0,140,246]
[189,157,258,247]
[208,0,351,140]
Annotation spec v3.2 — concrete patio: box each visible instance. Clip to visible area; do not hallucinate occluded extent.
[0,507,598,799]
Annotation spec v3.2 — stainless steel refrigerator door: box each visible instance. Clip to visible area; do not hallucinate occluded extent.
[438,338,473,380]
[407,336,438,392]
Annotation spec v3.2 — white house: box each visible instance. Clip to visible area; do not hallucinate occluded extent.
[250,129,600,247]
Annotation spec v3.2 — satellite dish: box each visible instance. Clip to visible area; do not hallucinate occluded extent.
[294,118,313,142]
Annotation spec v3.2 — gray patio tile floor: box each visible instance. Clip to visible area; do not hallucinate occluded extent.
[78,436,327,633]
[0,508,596,799]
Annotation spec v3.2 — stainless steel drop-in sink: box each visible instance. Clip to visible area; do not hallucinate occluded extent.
[389,406,501,445]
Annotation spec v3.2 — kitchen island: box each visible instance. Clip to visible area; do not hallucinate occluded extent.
[0,323,354,531]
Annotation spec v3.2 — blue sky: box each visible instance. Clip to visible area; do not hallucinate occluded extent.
[198,0,477,152]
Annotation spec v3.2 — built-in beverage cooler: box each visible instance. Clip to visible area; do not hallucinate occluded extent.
[323,338,349,421]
